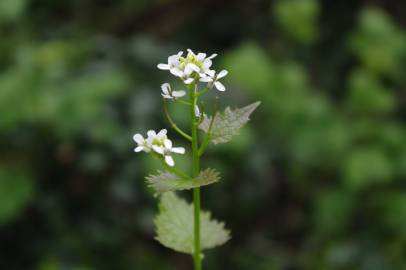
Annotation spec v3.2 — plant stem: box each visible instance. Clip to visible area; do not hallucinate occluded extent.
[190,84,202,270]
[163,99,192,141]
[198,111,217,156]
[152,154,190,179]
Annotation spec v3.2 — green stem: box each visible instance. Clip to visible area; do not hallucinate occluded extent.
[198,134,211,156]
[176,99,192,106]
[196,86,210,97]
[163,99,192,141]
[190,84,202,270]
[198,111,217,156]
[152,154,190,179]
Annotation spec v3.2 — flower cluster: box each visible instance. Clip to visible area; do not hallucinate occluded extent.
[158,49,228,92]
[133,49,227,167]
[133,129,185,166]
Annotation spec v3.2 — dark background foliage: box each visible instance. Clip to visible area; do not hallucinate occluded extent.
[0,0,405,269]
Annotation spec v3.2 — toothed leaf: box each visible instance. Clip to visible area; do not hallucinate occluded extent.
[146,168,220,194]
[199,101,260,144]
[154,192,231,254]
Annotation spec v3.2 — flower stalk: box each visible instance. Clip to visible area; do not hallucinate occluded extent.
[163,99,192,141]
[190,83,202,270]
[133,49,257,270]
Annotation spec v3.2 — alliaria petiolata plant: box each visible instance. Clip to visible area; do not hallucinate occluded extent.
[133,49,260,270]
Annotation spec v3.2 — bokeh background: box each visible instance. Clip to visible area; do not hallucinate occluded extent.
[1,0,406,269]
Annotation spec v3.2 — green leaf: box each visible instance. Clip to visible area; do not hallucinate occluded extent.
[199,101,260,144]
[154,192,230,254]
[146,168,220,194]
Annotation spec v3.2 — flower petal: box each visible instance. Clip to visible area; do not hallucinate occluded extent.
[194,105,201,117]
[199,76,212,83]
[184,78,194,84]
[133,134,144,144]
[217,70,228,79]
[202,59,212,70]
[171,147,185,154]
[187,63,200,73]
[214,81,226,91]
[172,90,186,97]
[206,70,216,77]
[157,63,170,70]
[207,53,217,60]
[152,145,164,154]
[165,155,175,166]
[134,146,144,152]
[164,139,172,149]
[197,53,206,61]
[170,68,183,77]
[147,130,156,137]
[161,83,170,94]
[168,54,181,65]
[157,129,167,137]
[187,48,196,56]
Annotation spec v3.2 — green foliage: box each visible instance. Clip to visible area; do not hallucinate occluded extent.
[0,167,34,224]
[349,7,406,76]
[154,192,230,254]
[377,192,406,238]
[0,41,128,135]
[146,168,220,194]
[222,43,273,96]
[345,69,395,115]
[199,102,260,144]
[0,0,26,23]
[314,189,354,236]
[274,0,320,43]
[343,148,393,191]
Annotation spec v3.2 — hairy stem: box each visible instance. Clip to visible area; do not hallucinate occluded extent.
[190,84,202,270]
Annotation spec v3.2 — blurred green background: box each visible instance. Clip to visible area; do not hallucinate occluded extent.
[1,0,406,269]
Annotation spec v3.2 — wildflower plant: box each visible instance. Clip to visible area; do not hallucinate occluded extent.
[133,49,260,270]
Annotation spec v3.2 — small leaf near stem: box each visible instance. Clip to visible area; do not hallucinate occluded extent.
[146,168,220,194]
[163,99,192,142]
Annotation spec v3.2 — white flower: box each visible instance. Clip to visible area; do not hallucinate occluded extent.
[147,129,167,142]
[158,49,218,85]
[200,69,228,91]
[161,83,186,99]
[134,129,185,166]
[152,138,185,166]
[133,129,168,153]
[133,134,151,153]
[185,49,217,80]
[157,51,183,75]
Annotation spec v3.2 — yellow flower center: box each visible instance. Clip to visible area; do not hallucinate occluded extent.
[152,137,166,147]
[179,52,203,70]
